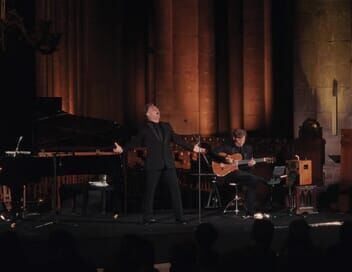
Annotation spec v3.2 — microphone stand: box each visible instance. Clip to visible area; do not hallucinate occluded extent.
[11,136,23,225]
[197,135,202,224]
[197,145,214,223]
[2,136,31,227]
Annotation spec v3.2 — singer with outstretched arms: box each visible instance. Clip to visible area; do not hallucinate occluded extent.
[114,103,205,224]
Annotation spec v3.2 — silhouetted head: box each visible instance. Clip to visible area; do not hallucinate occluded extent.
[47,229,77,257]
[251,219,274,247]
[118,234,155,271]
[194,223,218,248]
[170,241,197,272]
[288,219,311,246]
[0,230,22,256]
[340,220,352,245]
[0,231,26,270]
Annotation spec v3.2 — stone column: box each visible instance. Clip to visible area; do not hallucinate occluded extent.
[293,0,319,136]
[154,0,216,134]
[199,0,216,135]
[170,0,200,134]
[228,0,244,130]
[243,0,266,130]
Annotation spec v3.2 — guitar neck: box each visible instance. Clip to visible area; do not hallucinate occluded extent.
[238,158,267,165]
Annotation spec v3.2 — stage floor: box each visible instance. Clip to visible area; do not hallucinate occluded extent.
[1,208,351,268]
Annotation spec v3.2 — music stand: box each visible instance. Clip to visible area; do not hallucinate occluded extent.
[267,166,287,210]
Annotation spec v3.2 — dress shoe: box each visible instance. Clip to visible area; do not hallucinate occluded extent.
[254,212,264,219]
[263,213,271,219]
[253,212,271,220]
[0,213,11,222]
[242,212,254,219]
[143,218,157,225]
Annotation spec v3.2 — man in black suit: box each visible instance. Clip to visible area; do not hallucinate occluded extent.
[212,128,268,218]
[114,103,204,224]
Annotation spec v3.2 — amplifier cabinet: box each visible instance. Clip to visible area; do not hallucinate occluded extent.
[286,160,312,186]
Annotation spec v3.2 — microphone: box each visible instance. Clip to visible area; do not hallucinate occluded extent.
[4,136,30,157]
[14,136,23,156]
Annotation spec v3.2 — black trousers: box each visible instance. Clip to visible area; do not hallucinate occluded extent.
[143,167,184,221]
[220,170,266,215]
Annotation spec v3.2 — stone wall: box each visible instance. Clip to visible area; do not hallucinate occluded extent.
[294,0,352,164]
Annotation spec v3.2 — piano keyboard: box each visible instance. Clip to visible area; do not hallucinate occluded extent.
[37,151,117,157]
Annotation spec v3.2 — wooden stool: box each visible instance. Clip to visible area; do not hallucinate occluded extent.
[224,182,241,214]
[60,175,114,215]
[86,184,114,214]
[87,175,114,214]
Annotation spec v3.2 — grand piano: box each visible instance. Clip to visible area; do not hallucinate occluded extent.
[0,97,128,214]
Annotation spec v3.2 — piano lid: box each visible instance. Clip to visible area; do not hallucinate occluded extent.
[32,97,130,151]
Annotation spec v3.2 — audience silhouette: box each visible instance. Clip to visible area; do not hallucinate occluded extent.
[326,220,352,271]
[108,234,158,272]
[42,229,95,272]
[0,216,348,272]
[0,230,29,272]
[194,223,219,272]
[278,218,324,272]
[242,219,277,272]
[170,240,198,272]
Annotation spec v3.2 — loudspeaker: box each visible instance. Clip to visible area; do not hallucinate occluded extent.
[286,160,312,185]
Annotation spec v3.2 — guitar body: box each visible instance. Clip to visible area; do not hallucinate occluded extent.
[212,153,274,177]
[211,153,243,177]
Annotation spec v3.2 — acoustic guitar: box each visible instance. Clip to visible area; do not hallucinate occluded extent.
[211,153,275,177]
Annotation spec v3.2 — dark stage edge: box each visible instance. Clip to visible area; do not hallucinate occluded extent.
[1,209,351,268]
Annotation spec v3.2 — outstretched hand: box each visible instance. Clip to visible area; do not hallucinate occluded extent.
[193,143,206,154]
[113,142,123,154]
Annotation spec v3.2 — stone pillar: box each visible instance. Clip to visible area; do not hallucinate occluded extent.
[154,0,215,134]
[243,0,266,130]
[264,0,273,131]
[154,0,174,123]
[294,0,319,137]
[199,0,216,135]
[170,0,199,134]
[228,0,244,130]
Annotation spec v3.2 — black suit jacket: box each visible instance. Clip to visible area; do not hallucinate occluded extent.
[124,122,193,170]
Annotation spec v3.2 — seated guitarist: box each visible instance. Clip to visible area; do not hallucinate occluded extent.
[212,128,268,218]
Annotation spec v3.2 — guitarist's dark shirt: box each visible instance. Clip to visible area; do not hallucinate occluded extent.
[212,143,253,172]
